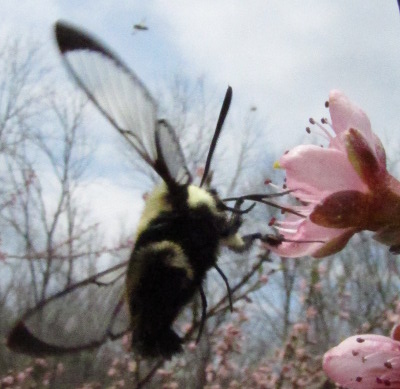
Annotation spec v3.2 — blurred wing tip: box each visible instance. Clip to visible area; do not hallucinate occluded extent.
[54,20,105,55]
[7,321,38,355]
[8,321,66,356]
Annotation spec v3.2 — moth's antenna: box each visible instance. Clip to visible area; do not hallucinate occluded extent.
[200,86,233,188]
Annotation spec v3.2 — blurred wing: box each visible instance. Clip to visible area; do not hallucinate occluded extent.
[155,119,192,187]
[55,21,191,186]
[7,262,130,356]
[54,21,158,167]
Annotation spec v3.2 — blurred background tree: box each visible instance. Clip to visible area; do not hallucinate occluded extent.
[1,34,400,389]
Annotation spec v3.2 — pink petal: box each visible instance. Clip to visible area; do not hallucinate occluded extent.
[329,90,385,169]
[329,90,373,139]
[280,145,368,199]
[312,229,355,258]
[323,334,400,388]
[268,216,355,258]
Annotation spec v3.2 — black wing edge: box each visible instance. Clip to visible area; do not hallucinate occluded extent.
[55,21,113,57]
[7,320,127,356]
[7,310,129,357]
[7,321,92,356]
[54,20,156,116]
[6,262,129,356]
[54,21,191,191]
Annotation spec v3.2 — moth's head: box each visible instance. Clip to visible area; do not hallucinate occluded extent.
[207,187,228,213]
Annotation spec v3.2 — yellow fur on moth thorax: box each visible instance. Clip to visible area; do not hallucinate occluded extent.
[187,185,217,210]
[134,182,244,252]
[136,184,218,237]
[136,184,172,237]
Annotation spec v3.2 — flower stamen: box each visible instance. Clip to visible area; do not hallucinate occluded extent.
[265,180,286,192]
[306,117,334,142]
[275,226,298,234]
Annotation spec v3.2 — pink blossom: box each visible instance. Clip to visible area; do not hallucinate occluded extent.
[206,364,214,372]
[259,274,269,284]
[17,371,27,383]
[162,383,178,389]
[157,369,172,378]
[237,310,249,322]
[306,306,317,319]
[323,329,400,388]
[295,348,306,360]
[56,362,65,375]
[121,333,131,351]
[217,366,229,379]
[107,367,117,377]
[339,311,350,320]
[112,358,120,367]
[267,90,400,258]
[180,322,192,333]
[35,358,48,367]
[196,166,205,178]
[1,376,14,386]
[292,322,309,335]
[187,341,197,351]
[228,380,240,388]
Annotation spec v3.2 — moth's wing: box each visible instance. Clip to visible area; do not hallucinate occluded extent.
[55,21,191,186]
[7,262,130,356]
[54,21,158,167]
[155,119,192,187]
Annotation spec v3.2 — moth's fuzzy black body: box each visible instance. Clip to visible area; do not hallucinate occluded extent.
[6,21,254,359]
[127,184,243,358]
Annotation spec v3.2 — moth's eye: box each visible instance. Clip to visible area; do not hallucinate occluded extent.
[208,188,218,196]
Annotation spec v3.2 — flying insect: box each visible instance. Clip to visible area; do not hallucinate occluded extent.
[7,21,263,359]
[133,21,149,32]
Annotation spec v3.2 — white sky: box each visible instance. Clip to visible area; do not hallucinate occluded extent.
[3,1,400,150]
[3,1,400,242]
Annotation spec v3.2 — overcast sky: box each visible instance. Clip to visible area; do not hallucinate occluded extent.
[3,1,400,242]
[4,1,400,148]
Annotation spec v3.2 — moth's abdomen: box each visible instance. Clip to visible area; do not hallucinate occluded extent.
[126,241,195,358]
